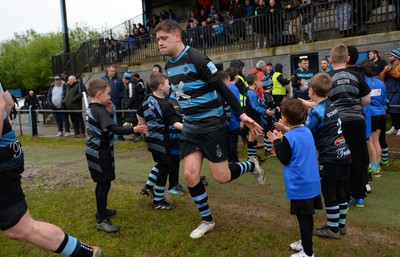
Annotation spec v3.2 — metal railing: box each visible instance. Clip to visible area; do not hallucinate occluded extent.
[52,0,400,76]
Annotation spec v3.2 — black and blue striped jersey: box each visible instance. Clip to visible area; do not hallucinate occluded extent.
[137,94,181,154]
[165,46,226,133]
[305,99,351,164]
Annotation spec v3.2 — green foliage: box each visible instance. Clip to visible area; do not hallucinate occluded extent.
[0,24,99,92]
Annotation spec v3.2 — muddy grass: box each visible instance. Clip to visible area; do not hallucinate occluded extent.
[7,138,400,256]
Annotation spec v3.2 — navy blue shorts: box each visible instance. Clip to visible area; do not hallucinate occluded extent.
[180,126,229,163]
[0,167,27,230]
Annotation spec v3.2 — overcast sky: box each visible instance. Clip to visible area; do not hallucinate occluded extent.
[0,0,143,42]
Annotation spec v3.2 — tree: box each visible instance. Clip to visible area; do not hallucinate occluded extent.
[0,24,99,92]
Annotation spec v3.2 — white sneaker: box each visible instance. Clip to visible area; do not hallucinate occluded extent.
[56,132,63,137]
[249,156,266,185]
[189,220,215,239]
[386,126,397,135]
[397,130,400,136]
[366,184,372,194]
[64,132,71,137]
[291,250,315,257]
[290,240,303,251]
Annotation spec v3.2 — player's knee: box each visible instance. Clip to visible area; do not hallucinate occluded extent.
[212,173,230,184]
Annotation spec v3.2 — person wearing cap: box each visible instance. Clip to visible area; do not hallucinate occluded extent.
[379,48,400,136]
[47,76,71,137]
[64,75,86,138]
[290,56,316,100]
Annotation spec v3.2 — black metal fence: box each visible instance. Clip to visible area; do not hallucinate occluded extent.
[52,0,400,77]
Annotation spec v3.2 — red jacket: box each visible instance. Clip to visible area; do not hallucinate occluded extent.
[251,68,265,100]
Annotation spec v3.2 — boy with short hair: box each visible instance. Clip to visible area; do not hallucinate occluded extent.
[86,79,147,232]
[267,98,321,257]
[306,73,352,239]
[328,44,371,207]
[137,73,183,210]
[244,73,274,160]
[221,68,241,163]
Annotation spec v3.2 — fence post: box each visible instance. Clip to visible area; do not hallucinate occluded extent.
[29,106,38,136]
[113,104,118,141]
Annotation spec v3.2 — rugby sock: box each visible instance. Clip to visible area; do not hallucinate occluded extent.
[325,205,339,233]
[55,233,94,257]
[146,166,159,188]
[154,185,165,203]
[188,181,213,222]
[338,202,348,228]
[229,161,254,181]
[264,137,272,152]
[381,147,388,162]
[247,141,257,158]
[375,160,381,171]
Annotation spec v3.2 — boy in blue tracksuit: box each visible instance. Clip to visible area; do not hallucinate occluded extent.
[267,98,321,257]
[244,74,274,159]
[220,68,241,163]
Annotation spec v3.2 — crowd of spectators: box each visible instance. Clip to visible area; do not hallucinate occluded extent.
[180,0,399,49]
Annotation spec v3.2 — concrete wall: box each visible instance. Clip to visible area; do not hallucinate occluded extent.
[82,31,400,86]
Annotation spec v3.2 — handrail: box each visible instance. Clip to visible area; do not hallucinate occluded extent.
[51,0,400,76]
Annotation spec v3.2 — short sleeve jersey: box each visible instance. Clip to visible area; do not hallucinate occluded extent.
[165,46,225,133]
[0,84,24,171]
[137,95,181,154]
[328,68,371,121]
[305,99,352,164]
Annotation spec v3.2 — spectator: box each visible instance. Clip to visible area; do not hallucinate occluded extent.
[47,77,71,137]
[300,0,317,43]
[250,60,268,99]
[266,0,284,46]
[320,59,331,73]
[379,48,400,136]
[369,49,388,75]
[199,20,213,47]
[9,93,18,122]
[335,0,352,38]
[24,90,39,110]
[271,63,291,111]
[211,14,228,46]
[198,8,209,23]
[245,0,255,17]
[64,75,86,138]
[253,0,268,48]
[101,65,125,140]
[283,0,303,44]
[228,0,247,41]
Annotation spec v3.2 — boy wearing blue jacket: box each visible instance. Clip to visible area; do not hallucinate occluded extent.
[244,74,274,159]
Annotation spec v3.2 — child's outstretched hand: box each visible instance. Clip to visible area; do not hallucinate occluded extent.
[105,100,114,115]
[134,124,148,134]
[267,129,282,143]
